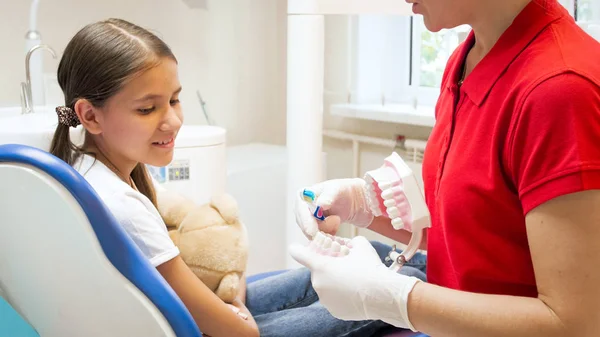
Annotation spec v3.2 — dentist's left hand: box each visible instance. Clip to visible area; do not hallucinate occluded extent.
[295,178,375,239]
[289,236,421,330]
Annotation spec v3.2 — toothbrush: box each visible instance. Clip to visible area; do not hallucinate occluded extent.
[363,152,431,270]
[302,189,326,221]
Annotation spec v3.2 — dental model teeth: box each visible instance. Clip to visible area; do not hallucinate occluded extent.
[363,152,430,232]
[309,231,352,257]
[322,236,332,249]
[378,181,394,190]
[391,217,404,228]
[387,206,400,218]
[331,241,341,253]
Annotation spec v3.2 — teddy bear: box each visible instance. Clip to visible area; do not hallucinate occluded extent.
[156,190,249,304]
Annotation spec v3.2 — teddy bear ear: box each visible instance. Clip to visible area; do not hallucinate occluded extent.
[157,190,197,229]
[210,193,239,224]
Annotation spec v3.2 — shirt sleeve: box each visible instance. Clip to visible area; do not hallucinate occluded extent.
[508,73,600,215]
[107,192,180,267]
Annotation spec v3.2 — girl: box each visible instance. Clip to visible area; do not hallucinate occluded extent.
[50,18,425,337]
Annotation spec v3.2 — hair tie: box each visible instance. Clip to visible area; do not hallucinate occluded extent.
[55,106,81,128]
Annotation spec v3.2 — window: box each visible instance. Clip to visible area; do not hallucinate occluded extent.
[574,0,600,22]
[350,16,469,109]
[410,17,470,106]
[350,2,598,112]
[350,15,410,106]
[560,0,600,39]
[558,0,600,22]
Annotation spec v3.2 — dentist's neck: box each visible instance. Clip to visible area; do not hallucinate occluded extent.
[467,0,531,59]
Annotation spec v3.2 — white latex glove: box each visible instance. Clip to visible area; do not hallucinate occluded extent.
[289,236,421,330]
[295,178,374,239]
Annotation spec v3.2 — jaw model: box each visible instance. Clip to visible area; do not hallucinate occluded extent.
[364,152,431,270]
[302,152,430,270]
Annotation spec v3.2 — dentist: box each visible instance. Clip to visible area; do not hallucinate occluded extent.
[290,0,600,336]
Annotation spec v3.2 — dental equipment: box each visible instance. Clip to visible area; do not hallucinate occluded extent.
[364,152,431,271]
[21,44,56,114]
[23,0,57,110]
[196,90,215,126]
[0,144,202,337]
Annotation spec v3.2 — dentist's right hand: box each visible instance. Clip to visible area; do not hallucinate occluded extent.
[295,178,375,239]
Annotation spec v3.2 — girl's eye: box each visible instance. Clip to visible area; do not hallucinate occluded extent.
[170,99,180,106]
[138,107,155,114]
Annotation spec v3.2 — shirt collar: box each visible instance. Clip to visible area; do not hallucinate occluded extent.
[447,0,567,106]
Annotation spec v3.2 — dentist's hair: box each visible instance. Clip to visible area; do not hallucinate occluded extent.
[50,18,177,206]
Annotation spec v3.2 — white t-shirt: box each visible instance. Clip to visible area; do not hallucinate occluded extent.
[74,154,180,267]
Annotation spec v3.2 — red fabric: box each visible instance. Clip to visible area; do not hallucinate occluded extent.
[422,0,600,296]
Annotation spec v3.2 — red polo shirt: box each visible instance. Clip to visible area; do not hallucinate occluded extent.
[422,0,600,297]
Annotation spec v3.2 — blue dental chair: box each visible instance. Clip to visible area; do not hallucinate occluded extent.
[0,144,423,337]
[0,144,201,337]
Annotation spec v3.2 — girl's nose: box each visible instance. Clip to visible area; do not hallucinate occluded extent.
[160,106,183,131]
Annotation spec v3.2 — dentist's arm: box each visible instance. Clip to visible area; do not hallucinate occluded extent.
[408,189,600,337]
[290,190,600,336]
[368,216,427,249]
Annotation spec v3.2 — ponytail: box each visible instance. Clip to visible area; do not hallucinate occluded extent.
[131,163,157,207]
[49,122,82,166]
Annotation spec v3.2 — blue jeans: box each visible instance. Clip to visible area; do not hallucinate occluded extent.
[246,241,427,337]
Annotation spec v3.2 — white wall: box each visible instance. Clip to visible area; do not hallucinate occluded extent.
[0,0,286,146]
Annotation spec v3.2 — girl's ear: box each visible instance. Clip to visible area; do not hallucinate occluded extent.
[74,99,102,135]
